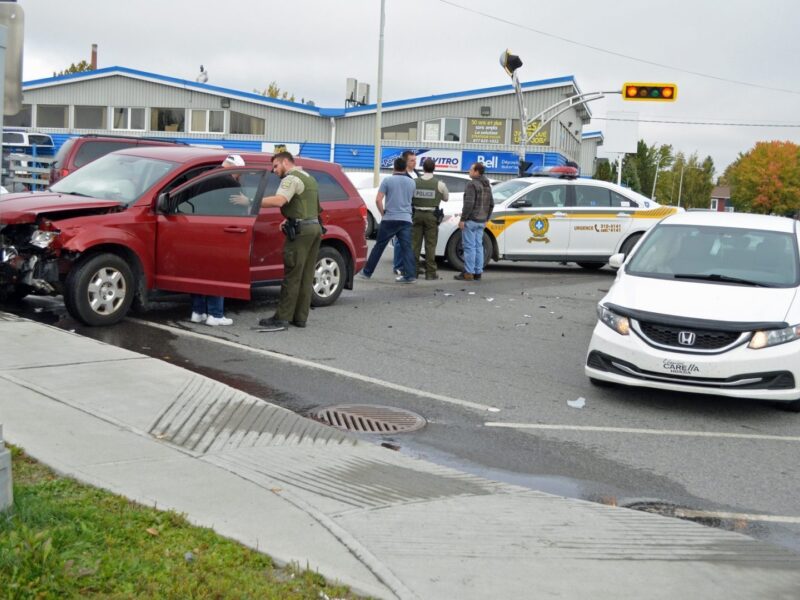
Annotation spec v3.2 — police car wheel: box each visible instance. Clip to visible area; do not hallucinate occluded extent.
[576,262,605,270]
[365,212,377,239]
[446,230,492,272]
[311,246,345,307]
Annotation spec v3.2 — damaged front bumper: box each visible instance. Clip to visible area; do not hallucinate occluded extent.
[0,224,62,295]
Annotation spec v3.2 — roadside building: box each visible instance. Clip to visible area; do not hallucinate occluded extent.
[579,131,603,177]
[710,185,733,212]
[12,66,600,178]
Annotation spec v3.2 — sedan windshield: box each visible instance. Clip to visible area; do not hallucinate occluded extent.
[491,180,530,204]
[50,153,178,205]
[626,224,800,288]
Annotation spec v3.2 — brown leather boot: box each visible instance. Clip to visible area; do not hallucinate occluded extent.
[454,272,474,281]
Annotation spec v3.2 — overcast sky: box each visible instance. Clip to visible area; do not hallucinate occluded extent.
[17,0,800,175]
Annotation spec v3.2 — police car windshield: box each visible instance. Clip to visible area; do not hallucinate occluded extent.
[491,180,530,204]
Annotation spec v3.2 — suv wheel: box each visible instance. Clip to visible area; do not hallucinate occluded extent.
[311,246,345,307]
[65,253,135,326]
[445,230,491,272]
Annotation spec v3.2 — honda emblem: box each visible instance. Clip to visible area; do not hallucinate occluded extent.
[678,331,697,346]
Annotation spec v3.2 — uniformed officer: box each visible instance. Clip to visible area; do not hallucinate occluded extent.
[411,158,449,280]
[255,151,322,331]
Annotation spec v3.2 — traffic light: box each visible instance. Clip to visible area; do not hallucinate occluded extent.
[500,50,523,77]
[622,83,677,101]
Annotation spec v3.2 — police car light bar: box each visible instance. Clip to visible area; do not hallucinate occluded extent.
[529,166,579,179]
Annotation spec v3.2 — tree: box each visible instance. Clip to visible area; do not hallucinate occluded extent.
[254,81,296,103]
[53,60,94,77]
[593,158,614,182]
[725,141,800,215]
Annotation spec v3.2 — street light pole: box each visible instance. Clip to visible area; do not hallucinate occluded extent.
[651,153,663,200]
[677,164,703,207]
[372,0,386,187]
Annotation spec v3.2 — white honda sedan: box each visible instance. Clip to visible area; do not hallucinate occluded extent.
[586,211,800,411]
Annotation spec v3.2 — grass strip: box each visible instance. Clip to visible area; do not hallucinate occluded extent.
[1,445,364,599]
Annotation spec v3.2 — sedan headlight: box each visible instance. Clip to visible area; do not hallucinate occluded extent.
[597,304,630,336]
[30,230,59,249]
[748,324,800,349]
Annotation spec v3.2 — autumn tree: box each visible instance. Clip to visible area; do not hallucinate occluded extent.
[53,60,94,77]
[254,81,296,102]
[725,141,800,215]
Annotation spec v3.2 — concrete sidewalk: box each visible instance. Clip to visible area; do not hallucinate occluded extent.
[1,312,798,599]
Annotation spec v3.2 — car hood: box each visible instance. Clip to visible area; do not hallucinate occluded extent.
[0,192,123,224]
[606,274,798,325]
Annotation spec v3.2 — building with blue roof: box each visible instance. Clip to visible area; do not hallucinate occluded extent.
[11,66,598,176]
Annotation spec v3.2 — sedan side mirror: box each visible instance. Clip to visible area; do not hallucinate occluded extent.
[509,200,528,209]
[609,253,625,269]
[156,192,171,214]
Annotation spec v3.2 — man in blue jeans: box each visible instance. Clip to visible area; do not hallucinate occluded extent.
[358,157,417,283]
[455,162,494,281]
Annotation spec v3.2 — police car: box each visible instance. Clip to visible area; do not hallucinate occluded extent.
[436,166,680,271]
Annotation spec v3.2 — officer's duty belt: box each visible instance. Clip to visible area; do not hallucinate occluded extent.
[298,218,320,224]
[412,206,436,211]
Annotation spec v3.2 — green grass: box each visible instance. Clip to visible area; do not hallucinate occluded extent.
[1,446,363,599]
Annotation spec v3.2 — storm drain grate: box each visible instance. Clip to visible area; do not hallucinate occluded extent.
[309,404,426,434]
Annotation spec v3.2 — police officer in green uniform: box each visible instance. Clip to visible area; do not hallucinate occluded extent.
[255,151,322,331]
[411,158,449,280]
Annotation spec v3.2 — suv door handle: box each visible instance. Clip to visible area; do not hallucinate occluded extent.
[552,212,567,217]
[223,226,247,234]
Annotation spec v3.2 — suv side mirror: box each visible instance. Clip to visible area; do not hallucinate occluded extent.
[156,192,171,214]
[609,253,625,269]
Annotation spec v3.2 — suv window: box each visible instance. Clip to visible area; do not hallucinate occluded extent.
[308,169,349,202]
[517,185,566,208]
[575,185,611,207]
[437,175,468,194]
[74,140,138,168]
[174,170,264,217]
[2,132,24,144]
[52,138,77,169]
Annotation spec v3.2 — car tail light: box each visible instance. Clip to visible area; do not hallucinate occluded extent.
[359,203,367,222]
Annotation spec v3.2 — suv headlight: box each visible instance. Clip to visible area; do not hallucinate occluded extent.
[30,230,59,249]
[597,304,630,336]
[748,325,800,349]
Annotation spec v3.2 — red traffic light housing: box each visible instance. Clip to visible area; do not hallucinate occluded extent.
[622,83,677,102]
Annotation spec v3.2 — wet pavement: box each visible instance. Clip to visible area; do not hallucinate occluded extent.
[4,261,800,555]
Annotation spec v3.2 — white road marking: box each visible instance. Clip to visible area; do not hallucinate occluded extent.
[128,318,501,413]
[483,422,800,442]
[672,508,800,525]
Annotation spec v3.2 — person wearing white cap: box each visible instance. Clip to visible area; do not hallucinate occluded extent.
[188,154,247,326]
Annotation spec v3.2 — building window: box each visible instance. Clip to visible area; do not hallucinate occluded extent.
[75,106,107,129]
[710,198,718,211]
[5,104,31,127]
[190,109,224,133]
[37,104,68,128]
[423,118,461,142]
[230,111,265,135]
[382,121,417,141]
[113,107,145,130]
[150,107,185,132]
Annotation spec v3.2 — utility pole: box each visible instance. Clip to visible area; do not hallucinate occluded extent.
[371,0,386,187]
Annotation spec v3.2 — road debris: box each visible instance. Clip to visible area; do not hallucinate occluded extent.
[567,397,586,409]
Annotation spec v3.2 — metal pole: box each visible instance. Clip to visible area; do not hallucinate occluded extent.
[677,163,685,207]
[372,0,386,187]
[651,154,662,199]
[616,154,623,186]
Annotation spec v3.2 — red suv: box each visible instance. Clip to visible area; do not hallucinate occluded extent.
[0,146,368,325]
[50,135,183,184]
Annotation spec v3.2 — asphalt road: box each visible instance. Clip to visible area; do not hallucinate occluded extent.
[7,249,800,553]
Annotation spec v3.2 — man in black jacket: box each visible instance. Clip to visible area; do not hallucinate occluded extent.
[455,162,493,281]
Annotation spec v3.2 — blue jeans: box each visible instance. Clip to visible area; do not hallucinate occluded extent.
[363,220,415,279]
[462,220,485,275]
[191,295,224,318]
[392,236,403,273]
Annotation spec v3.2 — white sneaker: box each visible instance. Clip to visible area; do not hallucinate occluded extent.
[190,312,207,323]
[206,315,233,326]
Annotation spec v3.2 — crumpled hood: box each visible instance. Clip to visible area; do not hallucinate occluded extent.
[606,275,798,325]
[0,192,123,225]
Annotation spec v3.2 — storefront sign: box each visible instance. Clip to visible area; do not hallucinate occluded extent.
[462,150,521,174]
[466,118,506,144]
[511,120,550,145]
